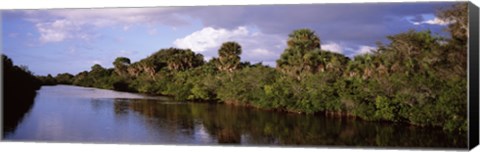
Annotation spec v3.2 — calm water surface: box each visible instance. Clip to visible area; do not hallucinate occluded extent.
[4,85,467,148]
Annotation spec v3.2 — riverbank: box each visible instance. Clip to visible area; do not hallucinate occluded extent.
[49,83,465,135]
[3,55,42,134]
[4,85,467,147]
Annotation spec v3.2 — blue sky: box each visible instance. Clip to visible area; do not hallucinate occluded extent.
[1,2,456,76]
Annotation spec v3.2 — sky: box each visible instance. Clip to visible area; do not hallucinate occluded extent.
[1,2,457,76]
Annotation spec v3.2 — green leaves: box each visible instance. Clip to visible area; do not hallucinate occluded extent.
[217,41,242,73]
[277,29,350,81]
[287,28,321,51]
[374,96,397,121]
[277,29,321,80]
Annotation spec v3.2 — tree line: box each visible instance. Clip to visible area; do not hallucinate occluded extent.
[2,55,42,133]
[36,3,468,132]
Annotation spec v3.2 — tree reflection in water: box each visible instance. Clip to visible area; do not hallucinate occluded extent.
[112,99,466,148]
[3,92,37,136]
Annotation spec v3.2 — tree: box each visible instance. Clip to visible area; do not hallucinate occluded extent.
[113,57,131,77]
[166,48,204,71]
[347,54,376,79]
[88,64,109,82]
[437,2,468,78]
[287,28,321,51]
[318,51,350,75]
[55,73,74,84]
[375,30,441,75]
[276,29,323,80]
[2,54,41,133]
[44,74,57,85]
[3,55,13,68]
[137,48,204,74]
[91,64,105,73]
[437,2,468,43]
[137,58,158,78]
[217,41,242,73]
[127,63,142,77]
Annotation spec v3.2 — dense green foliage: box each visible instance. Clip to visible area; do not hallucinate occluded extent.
[3,55,42,133]
[38,3,468,132]
[215,41,243,73]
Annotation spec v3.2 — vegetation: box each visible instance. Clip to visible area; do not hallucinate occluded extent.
[116,99,466,147]
[2,55,42,133]
[215,41,243,73]
[36,3,468,132]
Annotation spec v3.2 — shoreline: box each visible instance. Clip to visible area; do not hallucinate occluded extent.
[41,84,466,134]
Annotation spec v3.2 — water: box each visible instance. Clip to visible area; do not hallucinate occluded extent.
[3,85,467,148]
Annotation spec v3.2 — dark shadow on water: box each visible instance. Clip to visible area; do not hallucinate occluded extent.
[121,99,467,148]
[3,90,38,136]
[2,55,42,138]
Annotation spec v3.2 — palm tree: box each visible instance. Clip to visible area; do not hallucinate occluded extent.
[277,29,322,80]
[287,28,321,51]
[217,41,242,73]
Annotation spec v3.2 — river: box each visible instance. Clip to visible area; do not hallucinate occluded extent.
[3,85,467,148]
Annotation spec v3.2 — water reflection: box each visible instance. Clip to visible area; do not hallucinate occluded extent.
[3,92,37,135]
[113,99,130,115]
[122,99,467,148]
[4,85,467,148]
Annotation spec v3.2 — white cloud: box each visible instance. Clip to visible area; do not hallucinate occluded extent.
[24,7,186,43]
[321,42,343,54]
[39,8,185,27]
[412,17,452,26]
[35,19,98,43]
[90,60,103,65]
[174,26,286,64]
[245,48,279,64]
[204,56,213,61]
[355,45,376,55]
[173,26,248,52]
[251,48,276,56]
[262,61,277,67]
[36,20,73,42]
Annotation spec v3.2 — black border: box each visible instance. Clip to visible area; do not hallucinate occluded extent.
[469,1,479,150]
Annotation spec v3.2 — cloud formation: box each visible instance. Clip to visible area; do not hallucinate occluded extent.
[174,26,286,63]
[18,2,453,45]
[355,45,377,55]
[411,17,452,26]
[36,20,70,42]
[36,19,93,43]
[3,2,457,75]
[174,26,249,52]
[19,7,189,43]
[27,7,188,27]
[321,42,344,54]
[184,3,452,45]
